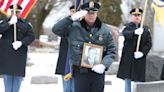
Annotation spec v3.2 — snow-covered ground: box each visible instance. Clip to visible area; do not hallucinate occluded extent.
[0,52,125,92]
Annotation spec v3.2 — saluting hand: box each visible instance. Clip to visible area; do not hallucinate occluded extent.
[71,10,88,21]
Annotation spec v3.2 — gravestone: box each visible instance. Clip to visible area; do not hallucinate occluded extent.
[146,55,164,81]
[133,54,164,92]
[31,76,58,84]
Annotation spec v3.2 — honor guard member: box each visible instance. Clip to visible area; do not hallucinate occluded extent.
[52,1,116,92]
[55,5,75,92]
[0,4,35,92]
[117,8,152,92]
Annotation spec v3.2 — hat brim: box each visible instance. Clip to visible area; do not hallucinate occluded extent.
[88,10,97,13]
[10,9,21,11]
[131,12,142,15]
[85,8,98,13]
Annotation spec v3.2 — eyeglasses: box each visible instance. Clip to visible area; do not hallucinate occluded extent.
[132,14,141,16]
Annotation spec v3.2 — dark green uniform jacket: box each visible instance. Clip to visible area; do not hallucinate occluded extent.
[0,18,35,77]
[117,22,152,82]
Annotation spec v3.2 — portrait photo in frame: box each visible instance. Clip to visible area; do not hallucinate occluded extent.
[81,43,103,68]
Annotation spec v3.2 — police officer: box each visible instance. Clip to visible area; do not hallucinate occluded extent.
[0,4,35,92]
[117,8,152,92]
[52,1,116,92]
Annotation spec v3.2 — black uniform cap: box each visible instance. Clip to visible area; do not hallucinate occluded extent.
[10,4,22,10]
[130,8,143,15]
[81,1,100,13]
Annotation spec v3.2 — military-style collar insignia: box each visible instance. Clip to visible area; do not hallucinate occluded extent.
[98,34,104,41]
[89,1,94,8]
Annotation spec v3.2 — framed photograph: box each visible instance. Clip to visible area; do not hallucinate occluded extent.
[81,43,103,68]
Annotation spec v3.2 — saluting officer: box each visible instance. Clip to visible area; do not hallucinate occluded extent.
[117,8,152,92]
[0,4,35,92]
[52,1,116,92]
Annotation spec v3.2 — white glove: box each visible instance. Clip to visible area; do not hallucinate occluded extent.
[71,10,88,21]
[12,41,22,50]
[134,51,144,59]
[91,64,106,74]
[134,28,144,35]
[9,15,17,25]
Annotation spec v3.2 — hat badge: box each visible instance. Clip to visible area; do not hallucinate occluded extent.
[89,1,94,8]
[135,8,139,12]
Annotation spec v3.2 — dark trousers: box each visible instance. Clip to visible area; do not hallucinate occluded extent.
[73,68,105,92]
